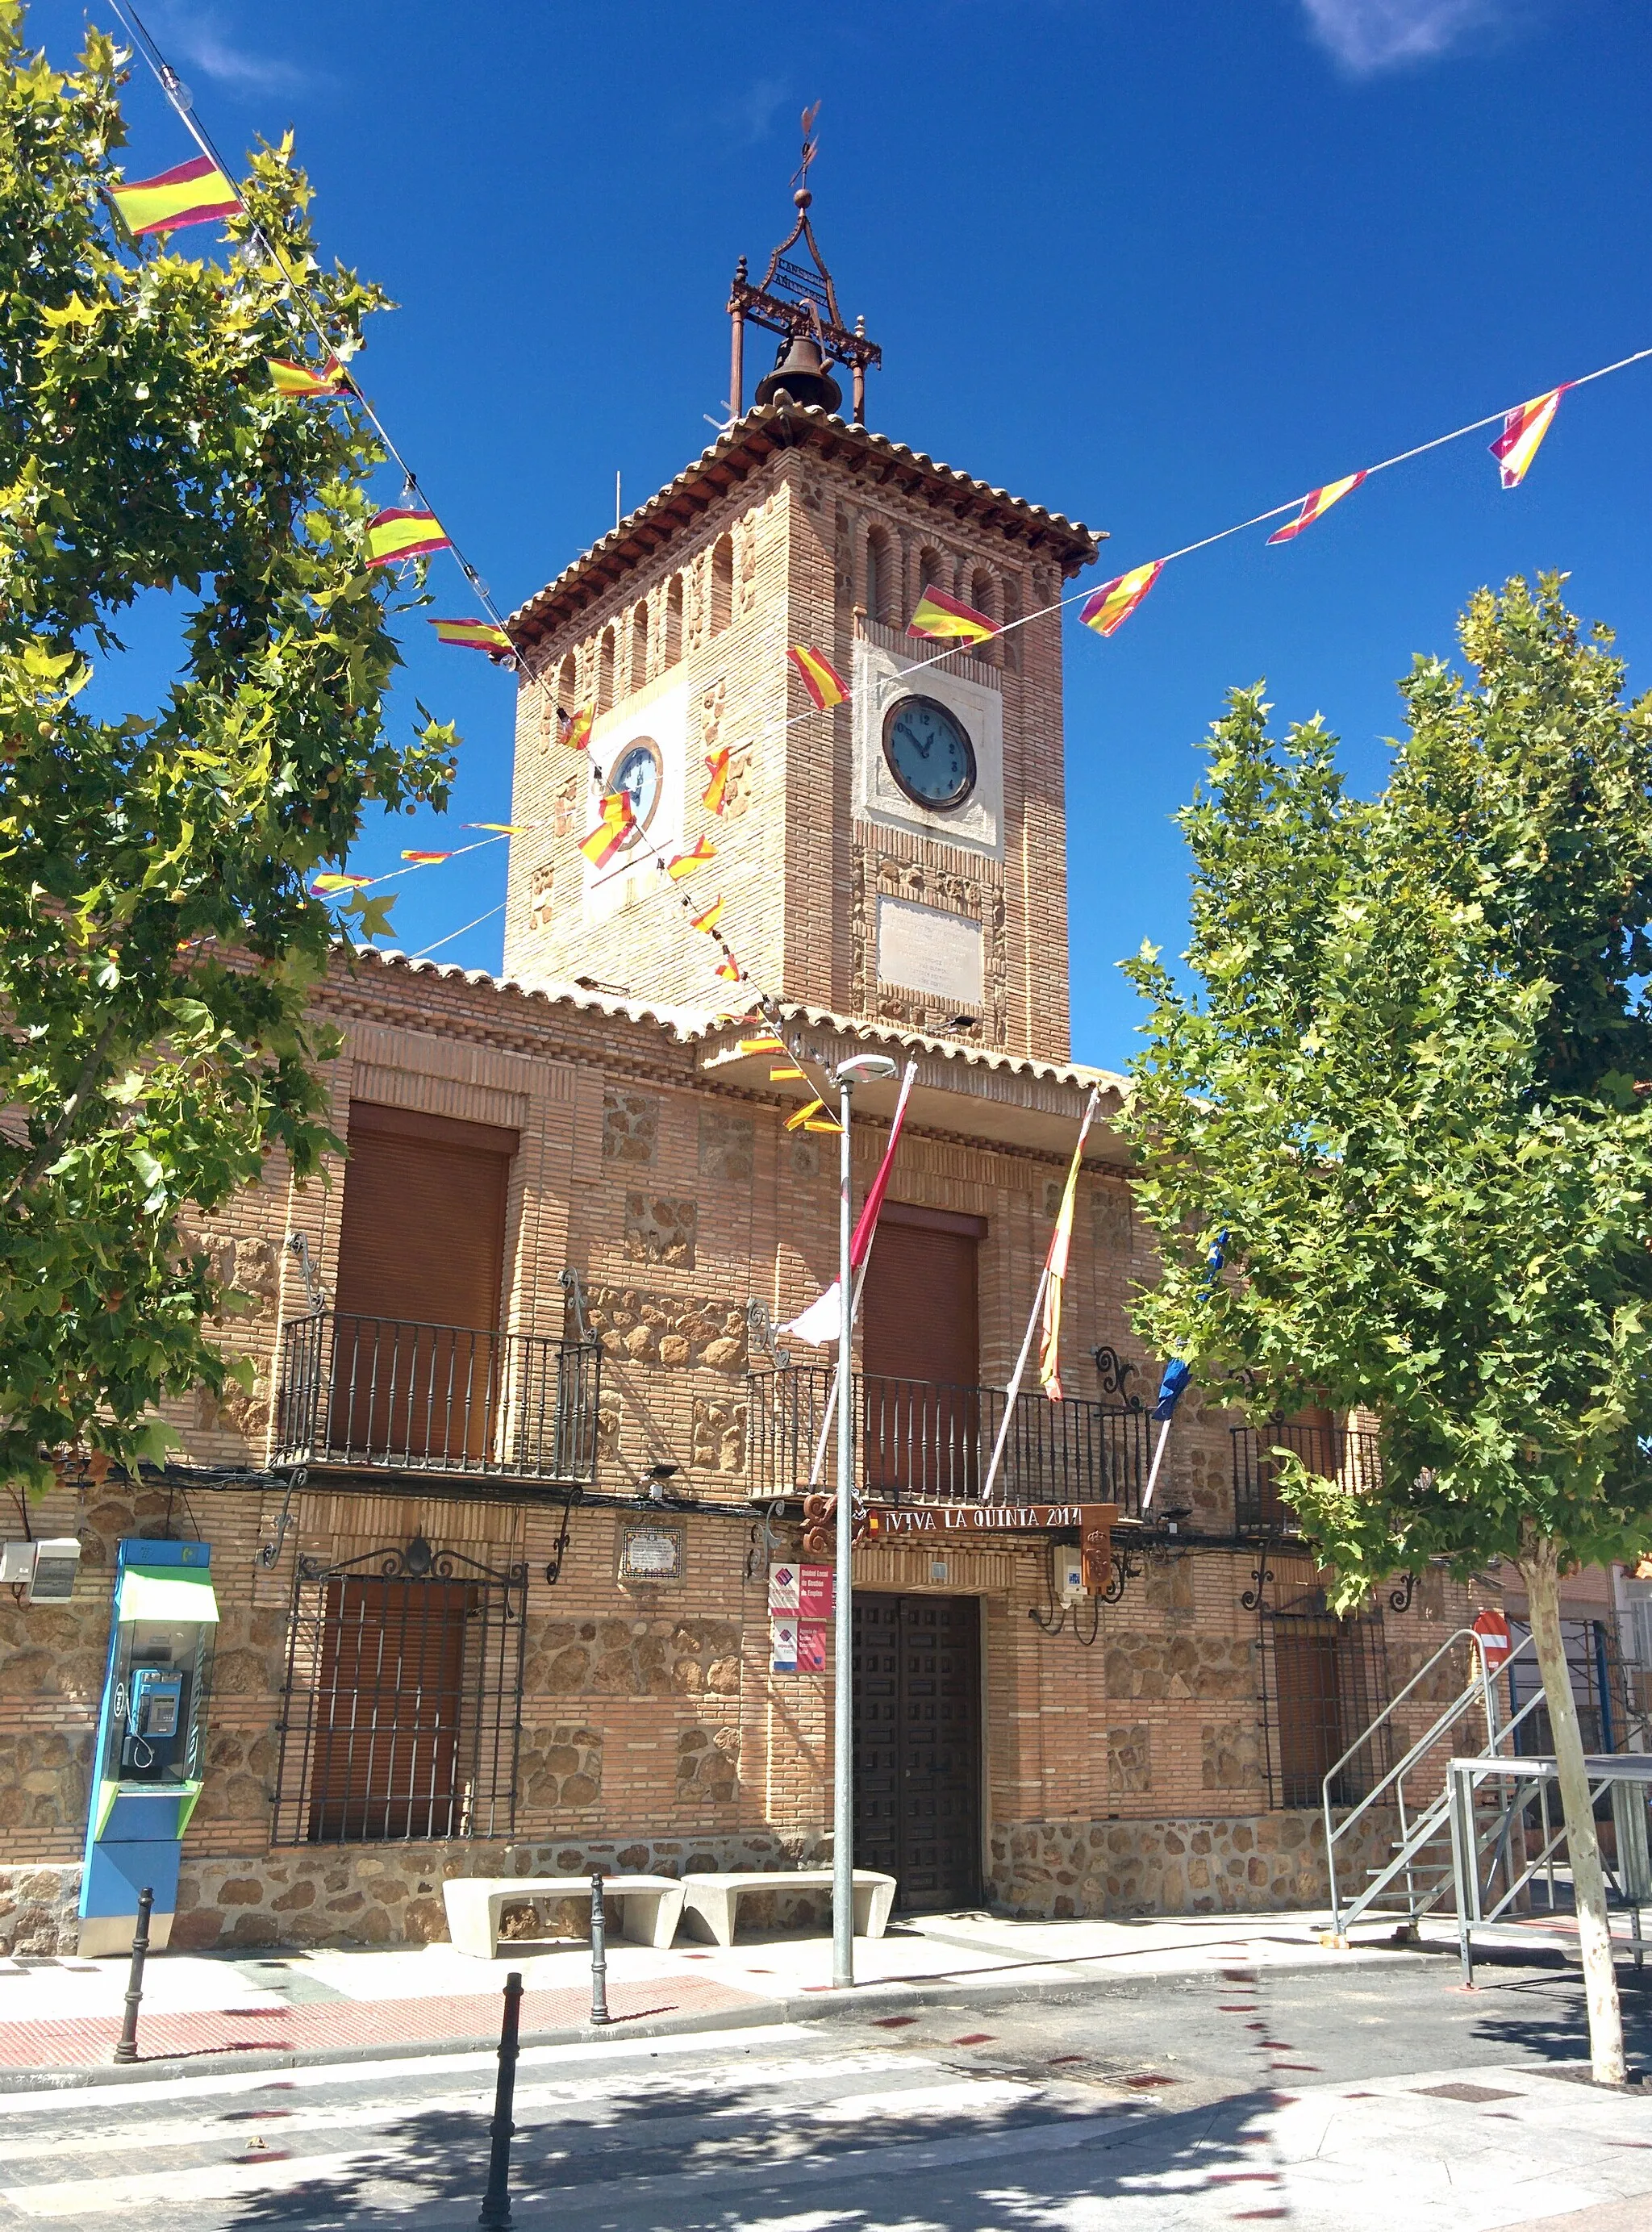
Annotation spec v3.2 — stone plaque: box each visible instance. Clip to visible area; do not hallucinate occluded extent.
[876,896,982,1003]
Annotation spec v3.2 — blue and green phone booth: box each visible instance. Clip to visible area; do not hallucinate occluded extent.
[79,1539,219,1958]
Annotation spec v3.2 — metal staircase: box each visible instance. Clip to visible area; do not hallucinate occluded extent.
[1325,1625,1652,1978]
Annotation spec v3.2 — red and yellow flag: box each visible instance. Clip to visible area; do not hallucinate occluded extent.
[1037,1089,1101,1402]
[1081,561,1164,639]
[786,1097,828,1131]
[703,747,732,815]
[715,955,742,983]
[268,356,348,398]
[740,1034,786,1056]
[1490,388,1563,489]
[770,1063,805,1083]
[666,836,716,879]
[1267,471,1366,545]
[788,644,849,710]
[400,850,453,864]
[558,705,595,752]
[365,508,451,568]
[465,821,527,833]
[579,788,635,868]
[109,154,240,237]
[689,895,725,935]
[311,871,373,895]
[429,618,514,653]
[906,585,999,645]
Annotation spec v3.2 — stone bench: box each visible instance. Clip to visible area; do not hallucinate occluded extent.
[678,1869,896,1948]
[443,1875,686,1960]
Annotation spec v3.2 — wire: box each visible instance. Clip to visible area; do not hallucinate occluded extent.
[411,901,506,958]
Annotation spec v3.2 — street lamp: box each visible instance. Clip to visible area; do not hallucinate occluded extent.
[829,1050,899,1989]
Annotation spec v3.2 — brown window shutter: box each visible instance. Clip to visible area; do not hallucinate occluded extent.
[307,1578,471,1841]
[335,1104,514,1333]
[863,1221,979,1386]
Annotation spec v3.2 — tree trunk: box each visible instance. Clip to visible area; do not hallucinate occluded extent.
[1517,1539,1625,2085]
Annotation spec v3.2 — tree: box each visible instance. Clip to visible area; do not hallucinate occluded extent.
[1120,575,1652,2085]
[0,9,456,1491]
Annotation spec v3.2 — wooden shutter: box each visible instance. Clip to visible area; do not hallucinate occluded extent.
[861,1211,982,1497]
[1274,1627,1341,1808]
[307,1578,470,1841]
[329,1105,516,1462]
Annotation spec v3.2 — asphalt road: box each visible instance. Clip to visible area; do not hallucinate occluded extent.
[0,1946,1646,2231]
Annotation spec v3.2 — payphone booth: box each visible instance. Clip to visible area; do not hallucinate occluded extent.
[79,1539,219,1957]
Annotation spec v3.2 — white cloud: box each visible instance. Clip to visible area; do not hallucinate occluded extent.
[723,77,791,144]
[1299,0,1505,72]
[148,4,307,95]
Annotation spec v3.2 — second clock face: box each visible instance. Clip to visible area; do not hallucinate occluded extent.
[882,695,976,810]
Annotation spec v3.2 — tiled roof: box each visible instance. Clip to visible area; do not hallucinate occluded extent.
[507,400,1103,655]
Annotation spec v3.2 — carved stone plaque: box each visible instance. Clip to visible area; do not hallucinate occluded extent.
[876,895,982,1004]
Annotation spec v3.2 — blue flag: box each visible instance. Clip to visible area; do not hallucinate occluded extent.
[1152,1358,1191,1423]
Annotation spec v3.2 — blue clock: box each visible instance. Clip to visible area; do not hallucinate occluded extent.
[882,695,976,810]
[607,736,663,846]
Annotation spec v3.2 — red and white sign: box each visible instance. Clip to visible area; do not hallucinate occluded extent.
[768,1562,799,1613]
[1472,1610,1513,1670]
[799,1565,834,1621]
[797,1624,827,1673]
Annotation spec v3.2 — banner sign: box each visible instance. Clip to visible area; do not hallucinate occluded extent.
[799,1565,834,1620]
[865,1504,1086,1537]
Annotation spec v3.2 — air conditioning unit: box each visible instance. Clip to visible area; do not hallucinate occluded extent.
[26,1539,81,1604]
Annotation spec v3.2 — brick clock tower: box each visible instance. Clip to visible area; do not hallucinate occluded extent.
[502,170,1099,1064]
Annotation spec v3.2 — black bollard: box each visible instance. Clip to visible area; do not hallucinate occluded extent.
[112,1888,153,2066]
[478,1970,523,2230]
[589,1868,611,2026]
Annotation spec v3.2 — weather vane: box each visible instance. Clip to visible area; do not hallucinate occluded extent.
[726,102,881,427]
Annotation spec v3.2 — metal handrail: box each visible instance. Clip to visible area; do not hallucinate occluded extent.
[1324,1625,1537,1932]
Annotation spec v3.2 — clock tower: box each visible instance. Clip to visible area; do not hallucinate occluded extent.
[501,161,1099,1063]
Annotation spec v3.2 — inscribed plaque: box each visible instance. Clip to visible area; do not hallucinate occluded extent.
[876,896,982,1004]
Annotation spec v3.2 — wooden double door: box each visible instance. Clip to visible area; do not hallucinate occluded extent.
[852,1593,982,1911]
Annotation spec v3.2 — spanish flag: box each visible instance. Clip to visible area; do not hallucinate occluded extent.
[666,836,715,879]
[465,822,527,833]
[109,154,240,237]
[400,850,453,864]
[689,895,725,935]
[311,872,373,895]
[1037,1089,1101,1402]
[429,618,514,653]
[703,747,732,815]
[788,644,849,710]
[1490,388,1563,489]
[1081,561,1164,639]
[365,508,451,568]
[786,1097,828,1132]
[268,357,348,398]
[558,705,594,752]
[770,1064,805,1083]
[579,788,635,869]
[715,956,742,983]
[907,585,998,645]
[1267,471,1366,545]
[740,1034,786,1056]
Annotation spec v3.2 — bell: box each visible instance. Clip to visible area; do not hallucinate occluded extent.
[755,332,843,414]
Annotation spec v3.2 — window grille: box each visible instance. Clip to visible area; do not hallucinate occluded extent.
[273,1535,526,1845]
[1254,1572,1392,1809]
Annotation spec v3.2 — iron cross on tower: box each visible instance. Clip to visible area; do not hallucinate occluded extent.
[727,103,882,426]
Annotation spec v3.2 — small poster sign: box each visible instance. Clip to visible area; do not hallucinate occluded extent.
[1472,1609,1513,1671]
[799,1565,834,1621]
[797,1623,826,1673]
[768,1562,799,1612]
[770,1615,799,1672]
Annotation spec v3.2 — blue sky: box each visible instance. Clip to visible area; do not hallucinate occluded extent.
[60,0,1652,1070]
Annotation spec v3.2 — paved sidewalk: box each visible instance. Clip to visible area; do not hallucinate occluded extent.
[0,1903,1615,2084]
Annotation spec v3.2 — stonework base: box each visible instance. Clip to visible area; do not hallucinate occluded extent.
[0,1866,84,1957]
[988,1807,1398,1918]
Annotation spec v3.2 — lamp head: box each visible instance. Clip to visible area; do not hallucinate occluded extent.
[832,1053,899,1087]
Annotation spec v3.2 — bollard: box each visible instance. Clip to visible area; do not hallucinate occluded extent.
[478,1970,523,2230]
[589,1868,611,2026]
[112,1887,153,2066]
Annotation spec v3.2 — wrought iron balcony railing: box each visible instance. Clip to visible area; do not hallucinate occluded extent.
[1231,1420,1382,1535]
[273,1312,601,1484]
[748,1363,1149,1516]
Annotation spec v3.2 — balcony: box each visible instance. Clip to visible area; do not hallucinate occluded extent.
[273,1312,602,1484]
[748,1363,1149,1516]
[1232,1420,1382,1535]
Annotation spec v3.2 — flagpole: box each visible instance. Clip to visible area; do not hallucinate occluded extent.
[1141,1418,1173,1512]
[808,1261,868,1489]
[978,1259,1052,1504]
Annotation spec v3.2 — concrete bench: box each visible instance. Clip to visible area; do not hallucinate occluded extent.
[443,1874,686,1960]
[678,1868,896,1948]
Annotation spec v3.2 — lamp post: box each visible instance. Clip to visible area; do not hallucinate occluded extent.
[829,1052,899,1989]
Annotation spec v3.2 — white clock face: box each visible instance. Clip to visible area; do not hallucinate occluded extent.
[608,737,662,845]
[882,695,976,810]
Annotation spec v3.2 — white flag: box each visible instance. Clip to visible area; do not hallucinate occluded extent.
[778,1280,842,1348]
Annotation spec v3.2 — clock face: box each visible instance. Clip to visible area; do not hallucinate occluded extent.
[608,736,663,846]
[882,695,976,810]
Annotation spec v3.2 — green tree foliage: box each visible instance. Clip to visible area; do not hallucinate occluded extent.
[1120,576,1651,2083]
[0,8,456,1489]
